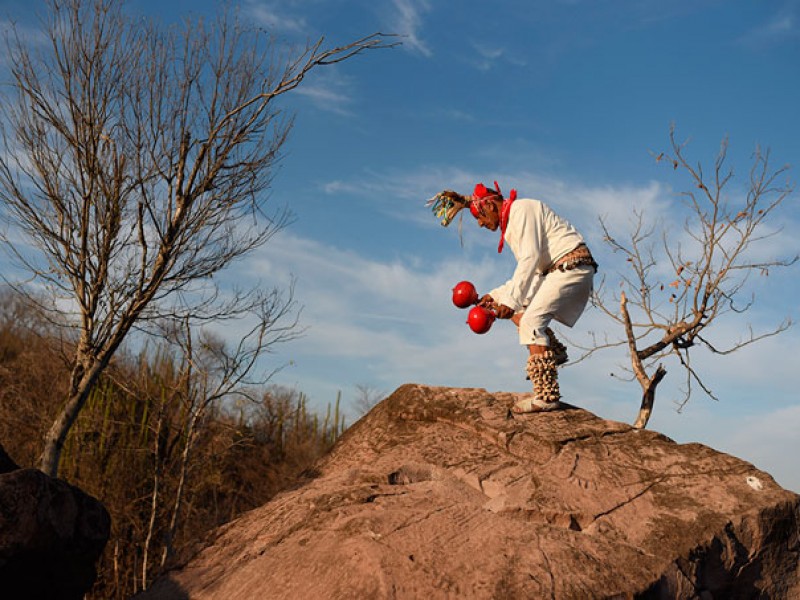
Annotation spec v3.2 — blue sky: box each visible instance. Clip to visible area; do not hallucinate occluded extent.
[2,1,799,491]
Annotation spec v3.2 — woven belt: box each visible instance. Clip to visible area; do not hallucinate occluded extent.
[546,244,598,275]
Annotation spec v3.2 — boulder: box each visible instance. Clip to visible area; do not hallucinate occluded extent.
[0,459,111,600]
[141,384,800,599]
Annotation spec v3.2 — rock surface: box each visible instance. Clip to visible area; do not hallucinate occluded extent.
[0,446,111,600]
[141,384,800,599]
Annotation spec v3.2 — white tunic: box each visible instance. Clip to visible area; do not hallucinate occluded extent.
[489,198,585,312]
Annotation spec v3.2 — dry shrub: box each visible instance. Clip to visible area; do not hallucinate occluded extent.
[0,290,344,599]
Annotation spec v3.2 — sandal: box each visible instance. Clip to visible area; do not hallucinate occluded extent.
[511,396,562,414]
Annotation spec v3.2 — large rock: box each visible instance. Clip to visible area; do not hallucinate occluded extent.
[0,451,111,600]
[141,384,800,599]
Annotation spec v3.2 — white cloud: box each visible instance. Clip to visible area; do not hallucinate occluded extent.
[237,229,506,365]
[293,74,355,116]
[468,42,527,72]
[436,108,477,123]
[390,0,433,57]
[319,164,479,228]
[318,165,672,242]
[470,43,504,72]
[244,1,308,33]
[738,9,799,48]
[321,180,358,195]
[293,85,349,105]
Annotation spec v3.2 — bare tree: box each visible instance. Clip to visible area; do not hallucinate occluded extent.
[587,126,797,429]
[353,383,386,417]
[0,0,395,476]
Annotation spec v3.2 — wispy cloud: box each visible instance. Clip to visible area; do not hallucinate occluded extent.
[435,108,477,123]
[293,85,352,116]
[292,70,356,116]
[238,230,507,386]
[243,0,308,33]
[390,0,433,57]
[738,8,799,49]
[319,165,672,240]
[471,43,504,72]
[468,42,528,72]
[321,164,478,215]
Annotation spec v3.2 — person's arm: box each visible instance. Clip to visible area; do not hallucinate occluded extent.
[489,205,541,311]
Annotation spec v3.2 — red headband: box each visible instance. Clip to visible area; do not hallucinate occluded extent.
[469,180,517,252]
[469,181,500,218]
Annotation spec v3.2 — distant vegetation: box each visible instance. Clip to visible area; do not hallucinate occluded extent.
[0,288,347,599]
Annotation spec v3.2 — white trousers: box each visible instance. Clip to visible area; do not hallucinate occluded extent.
[517,265,594,346]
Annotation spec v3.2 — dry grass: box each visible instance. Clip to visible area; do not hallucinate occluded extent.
[0,289,344,599]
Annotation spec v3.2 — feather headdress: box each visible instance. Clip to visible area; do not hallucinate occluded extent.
[425,189,470,227]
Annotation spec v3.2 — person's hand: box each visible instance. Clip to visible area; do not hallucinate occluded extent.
[495,304,514,319]
[478,294,494,307]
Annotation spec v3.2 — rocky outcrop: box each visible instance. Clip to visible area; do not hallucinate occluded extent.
[141,384,800,599]
[0,446,111,600]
